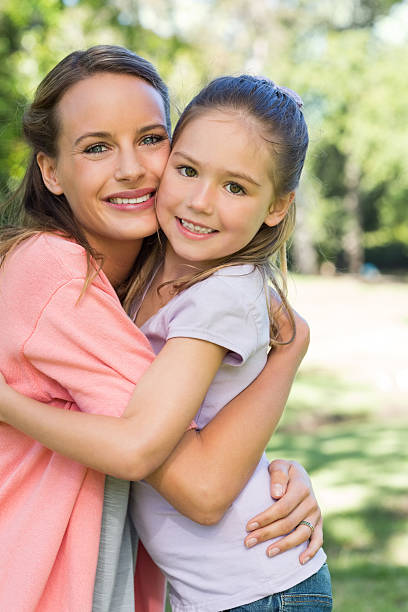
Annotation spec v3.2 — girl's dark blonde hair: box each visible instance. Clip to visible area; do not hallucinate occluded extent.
[0,45,170,303]
[125,75,309,345]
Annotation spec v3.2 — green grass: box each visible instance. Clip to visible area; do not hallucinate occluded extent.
[267,367,408,612]
[166,276,408,610]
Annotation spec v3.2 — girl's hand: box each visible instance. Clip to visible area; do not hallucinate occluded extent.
[244,459,322,564]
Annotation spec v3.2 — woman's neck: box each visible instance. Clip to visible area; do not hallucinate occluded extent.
[86,234,143,288]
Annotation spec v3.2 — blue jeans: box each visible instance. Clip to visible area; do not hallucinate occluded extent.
[223,563,332,611]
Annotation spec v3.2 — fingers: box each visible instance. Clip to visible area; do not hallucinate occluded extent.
[264,511,322,562]
[268,459,291,499]
[245,509,322,563]
[246,478,312,531]
[298,515,324,565]
[245,494,319,543]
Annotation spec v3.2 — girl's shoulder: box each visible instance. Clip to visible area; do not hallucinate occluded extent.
[196,264,265,306]
[164,264,267,332]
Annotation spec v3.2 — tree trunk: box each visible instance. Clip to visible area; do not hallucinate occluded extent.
[292,185,319,274]
[342,157,364,273]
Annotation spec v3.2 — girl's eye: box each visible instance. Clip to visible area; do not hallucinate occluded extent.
[141,134,164,146]
[84,143,108,154]
[226,182,245,195]
[179,166,197,178]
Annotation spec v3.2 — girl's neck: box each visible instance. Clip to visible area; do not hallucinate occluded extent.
[160,243,206,284]
[135,244,207,327]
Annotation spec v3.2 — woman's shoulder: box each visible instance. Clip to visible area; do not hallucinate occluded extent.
[8,233,89,280]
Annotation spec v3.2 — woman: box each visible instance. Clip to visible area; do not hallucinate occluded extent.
[0,46,322,611]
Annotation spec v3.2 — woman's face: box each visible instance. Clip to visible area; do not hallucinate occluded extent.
[38,73,170,256]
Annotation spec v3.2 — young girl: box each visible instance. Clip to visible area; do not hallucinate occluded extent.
[0,47,322,611]
[129,76,332,611]
[0,73,331,610]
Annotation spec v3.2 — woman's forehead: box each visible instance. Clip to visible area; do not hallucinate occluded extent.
[56,73,167,140]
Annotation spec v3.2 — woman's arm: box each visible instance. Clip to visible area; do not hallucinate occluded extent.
[245,460,323,563]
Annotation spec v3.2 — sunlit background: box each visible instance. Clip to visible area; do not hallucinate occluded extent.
[1,1,407,609]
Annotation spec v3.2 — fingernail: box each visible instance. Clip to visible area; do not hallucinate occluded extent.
[247,522,260,531]
[267,547,280,558]
[301,556,310,565]
[245,537,258,548]
[271,484,283,497]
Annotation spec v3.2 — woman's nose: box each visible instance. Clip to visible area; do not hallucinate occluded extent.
[114,149,145,182]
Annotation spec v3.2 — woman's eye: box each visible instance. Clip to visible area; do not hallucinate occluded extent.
[179,166,197,178]
[141,134,163,146]
[84,143,108,154]
[226,182,245,195]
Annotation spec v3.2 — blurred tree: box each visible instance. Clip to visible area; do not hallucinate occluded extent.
[1,0,407,271]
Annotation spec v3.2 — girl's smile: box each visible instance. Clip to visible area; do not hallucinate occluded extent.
[176,216,218,238]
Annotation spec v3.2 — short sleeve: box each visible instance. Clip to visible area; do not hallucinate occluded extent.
[24,278,155,416]
[165,274,260,366]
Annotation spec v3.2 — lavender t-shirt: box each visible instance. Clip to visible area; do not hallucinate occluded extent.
[130,264,326,612]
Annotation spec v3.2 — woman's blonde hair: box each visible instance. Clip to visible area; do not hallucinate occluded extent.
[125,75,308,345]
[0,45,170,302]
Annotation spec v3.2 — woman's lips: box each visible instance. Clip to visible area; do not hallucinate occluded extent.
[104,189,156,210]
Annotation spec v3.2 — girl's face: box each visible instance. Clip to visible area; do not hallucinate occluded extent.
[156,110,288,267]
[37,73,170,256]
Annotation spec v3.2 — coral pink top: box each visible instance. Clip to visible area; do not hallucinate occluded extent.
[0,234,163,611]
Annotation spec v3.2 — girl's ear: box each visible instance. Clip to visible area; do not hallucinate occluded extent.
[36,152,64,195]
[264,191,295,227]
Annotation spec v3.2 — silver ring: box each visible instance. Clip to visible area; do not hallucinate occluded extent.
[299,520,315,534]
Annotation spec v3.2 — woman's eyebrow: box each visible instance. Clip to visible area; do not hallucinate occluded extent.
[74,131,110,146]
[172,150,261,186]
[74,123,168,147]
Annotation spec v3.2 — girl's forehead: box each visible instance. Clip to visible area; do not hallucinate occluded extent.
[179,109,265,149]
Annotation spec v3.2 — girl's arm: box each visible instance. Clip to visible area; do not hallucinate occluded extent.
[0,309,305,495]
[143,313,309,524]
[0,337,227,480]
[0,313,321,559]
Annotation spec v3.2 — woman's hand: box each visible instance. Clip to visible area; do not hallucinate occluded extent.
[244,459,323,564]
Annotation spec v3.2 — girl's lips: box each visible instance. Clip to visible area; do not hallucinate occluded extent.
[176,217,218,240]
[103,189,156,211]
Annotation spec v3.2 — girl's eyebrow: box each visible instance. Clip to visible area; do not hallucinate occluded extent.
[74,123,168,147]
[172,151,261,187]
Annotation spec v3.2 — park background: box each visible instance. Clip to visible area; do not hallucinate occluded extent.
[0,0,407,609]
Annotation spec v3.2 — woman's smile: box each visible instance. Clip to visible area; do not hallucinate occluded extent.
[104,188,157,210]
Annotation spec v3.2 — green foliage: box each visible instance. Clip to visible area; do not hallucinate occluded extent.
[0,0,407,269]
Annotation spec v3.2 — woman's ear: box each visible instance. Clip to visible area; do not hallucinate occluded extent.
[36,152,64,195]
[264,191,295,227]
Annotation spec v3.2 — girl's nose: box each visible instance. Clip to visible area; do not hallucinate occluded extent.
[187,184,214,215]
[114,149,146,182]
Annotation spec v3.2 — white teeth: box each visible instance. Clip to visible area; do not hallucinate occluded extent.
[180,219,214,234]
[109,193,152,205]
